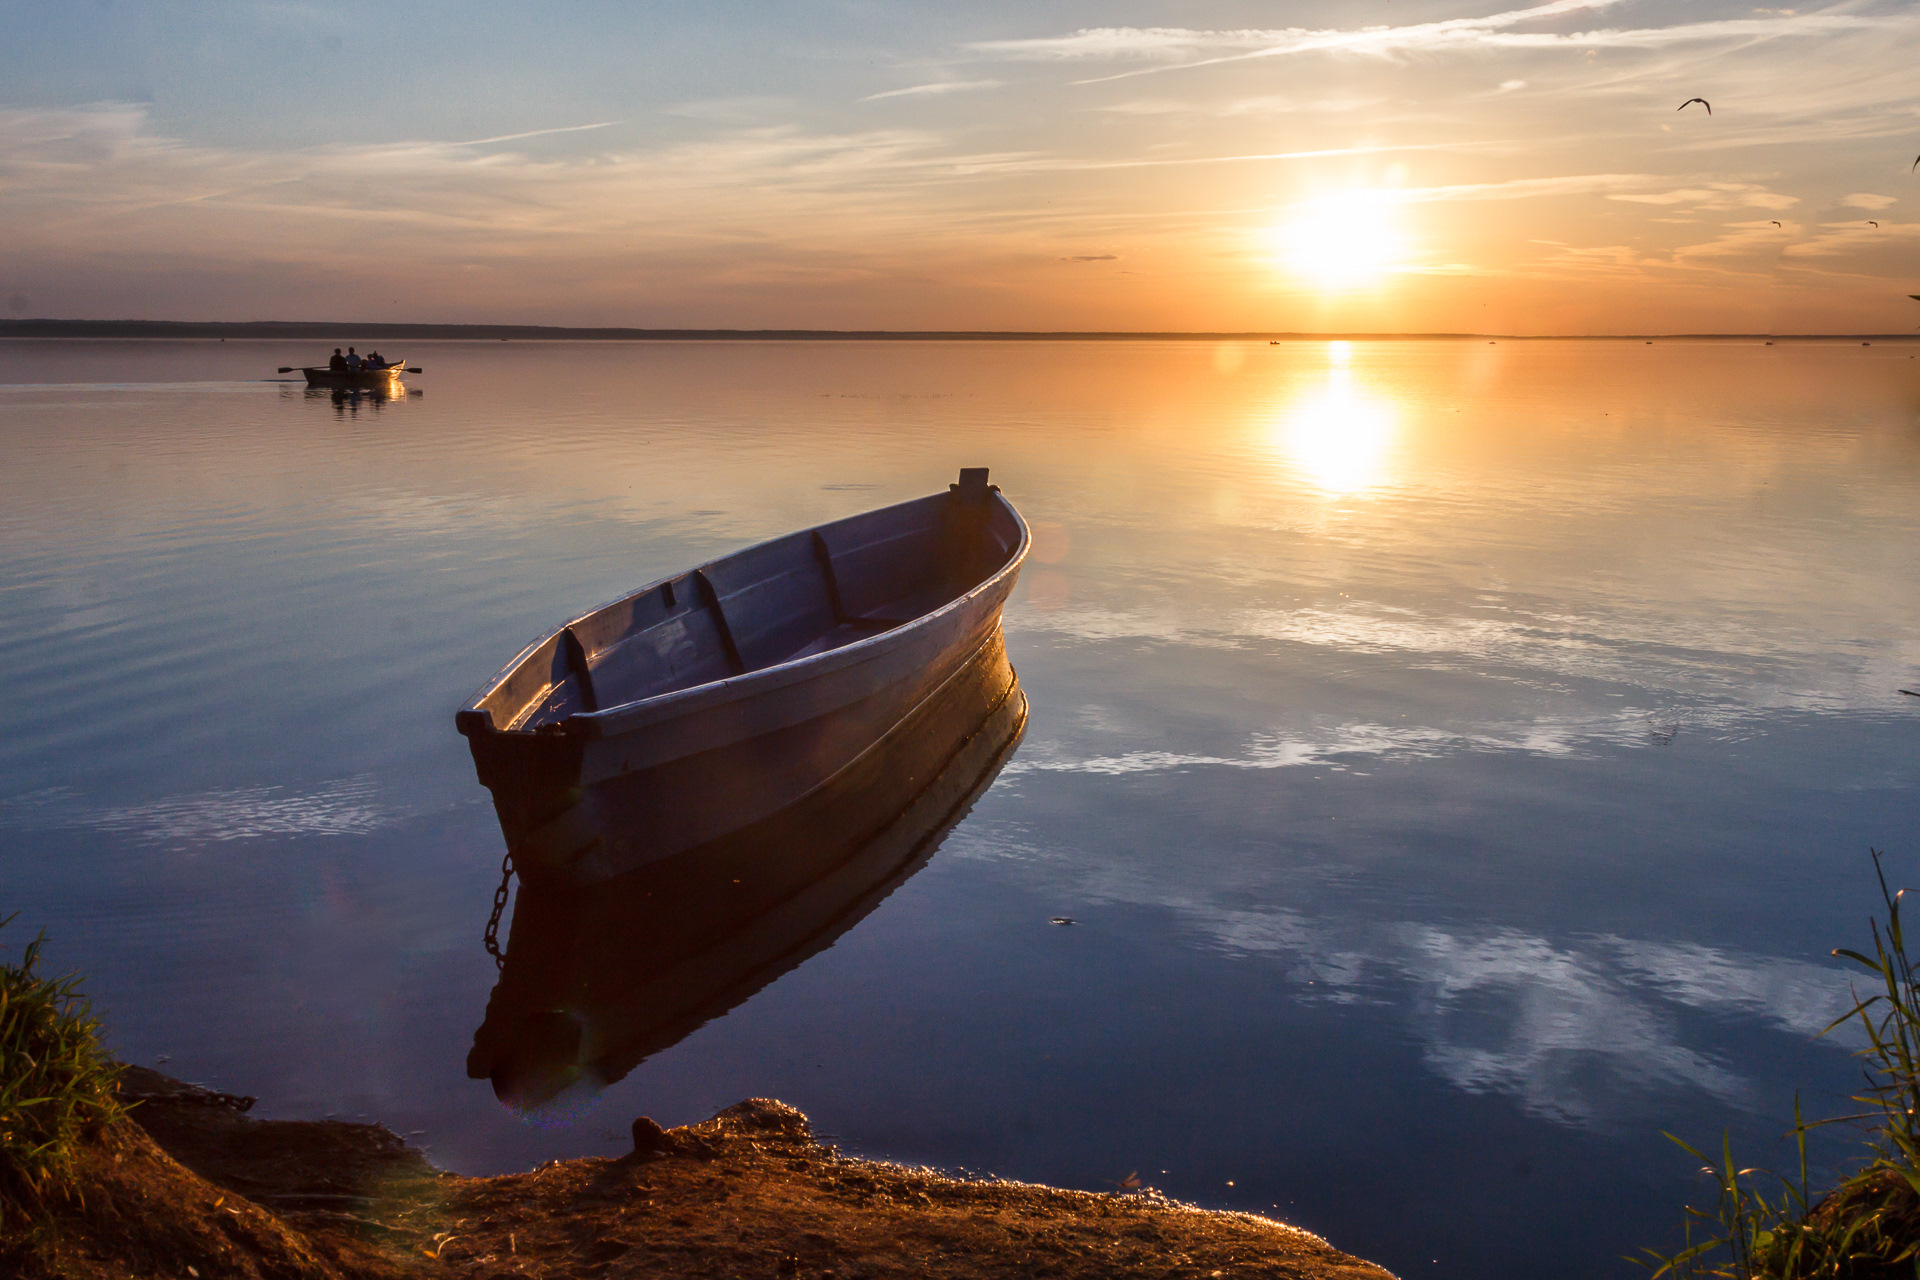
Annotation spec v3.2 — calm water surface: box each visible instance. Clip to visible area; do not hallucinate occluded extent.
[3,338,1919,1279]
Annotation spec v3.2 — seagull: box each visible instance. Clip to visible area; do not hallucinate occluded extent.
[1678,98,1711,114]
[1771,220,1782,227]
[1913,154,1919,170]
[1870,221,1880,227]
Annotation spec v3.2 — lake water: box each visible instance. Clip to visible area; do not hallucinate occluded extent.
[3,337,1918,1279]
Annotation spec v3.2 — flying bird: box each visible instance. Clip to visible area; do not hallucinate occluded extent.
[1771,220,1782,227]
[1912,154,1919,170]
[1678,98,1711,114]
[1870,221,1879,227]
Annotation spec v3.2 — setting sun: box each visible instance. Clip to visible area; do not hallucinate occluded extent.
[1272,190,1409,291]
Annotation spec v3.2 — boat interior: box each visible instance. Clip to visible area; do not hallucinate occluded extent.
[463,475,1022,733]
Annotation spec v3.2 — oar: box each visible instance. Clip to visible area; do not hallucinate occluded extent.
[277,366,300,373]
[405,366,422,373]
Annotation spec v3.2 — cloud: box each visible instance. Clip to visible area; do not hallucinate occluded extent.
[1610,188,1716,206]
[1841,192,1897,209]
[859,80,1002,103]
[966,2,1896,88]
[0,103,1026,254]
[967,1,1637,62]
[0,102,1108,324]
[1093,94,1381,119]
[1398,172,1658,204]
[1673,221,1796,259]
[1783,221,1920,256]
[1608,183,1799,212]
[930,140,1496,179]
[452,120,624,147]
[1062,253,1118,261]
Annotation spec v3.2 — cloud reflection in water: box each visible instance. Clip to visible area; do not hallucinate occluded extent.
[1,776,392,845]
[954,816,1862,1126]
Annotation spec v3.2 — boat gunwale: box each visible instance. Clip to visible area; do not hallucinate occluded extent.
[458,486,1029,741]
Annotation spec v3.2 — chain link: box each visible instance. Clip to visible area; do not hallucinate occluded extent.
[483,848,515,971]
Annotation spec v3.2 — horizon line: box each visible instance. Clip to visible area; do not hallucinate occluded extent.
[3,319,1917,342]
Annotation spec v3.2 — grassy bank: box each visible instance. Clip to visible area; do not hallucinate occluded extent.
[0,918,1394,1279]
[0,918,124,1222]
[1646,852,1920,1279]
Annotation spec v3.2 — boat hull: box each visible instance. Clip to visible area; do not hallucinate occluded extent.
[467,641,1026,1106]
[457,476,1028,888]
[300,366,404,388]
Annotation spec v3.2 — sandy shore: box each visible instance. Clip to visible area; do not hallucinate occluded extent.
[8,1066,1395,1279]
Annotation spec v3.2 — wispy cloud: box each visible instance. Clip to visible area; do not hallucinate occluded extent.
[971,1,1621,61]
[451,120,624,147]
[966,3,1901,88]
[948,140,1503,179]
[1608,183,1799,212]
[1397,172,1658,204]
[1092,93,1384,119]
[1673,221,1800,260]
[971,1,1624,62]
[1784,221,1920,256]
[859,80,1002,103]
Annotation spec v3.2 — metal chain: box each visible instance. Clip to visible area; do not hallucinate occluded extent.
[483,848,515,971]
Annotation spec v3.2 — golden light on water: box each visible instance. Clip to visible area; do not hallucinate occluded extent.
[1275,342,1398,494]
[1272,190,1408,291]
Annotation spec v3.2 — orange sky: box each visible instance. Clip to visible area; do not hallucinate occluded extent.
[2,1,1918,332]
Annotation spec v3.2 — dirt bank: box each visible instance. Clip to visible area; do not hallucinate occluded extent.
[8,1067,1394,1280]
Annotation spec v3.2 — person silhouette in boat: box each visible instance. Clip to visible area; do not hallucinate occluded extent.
[364,350,386,370]
[328,348,347,373]
[345,347,363,372]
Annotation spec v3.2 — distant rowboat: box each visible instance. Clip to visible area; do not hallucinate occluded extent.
[456,468,1030,888]
[288,360,415,387]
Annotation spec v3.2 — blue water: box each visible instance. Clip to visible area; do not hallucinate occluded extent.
[3,337,1918,1278]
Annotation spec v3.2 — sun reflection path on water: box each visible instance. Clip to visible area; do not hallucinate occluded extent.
[1273,341,1398,495]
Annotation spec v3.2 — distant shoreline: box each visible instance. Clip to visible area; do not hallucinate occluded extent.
[3,319,1916,342]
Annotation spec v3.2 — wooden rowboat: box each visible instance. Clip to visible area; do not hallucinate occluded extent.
[455,468,1029,889]
[295,360,411,388]
[467,645,1026,1108]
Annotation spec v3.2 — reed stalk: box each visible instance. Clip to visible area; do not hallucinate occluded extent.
[1641,850,1920,1278]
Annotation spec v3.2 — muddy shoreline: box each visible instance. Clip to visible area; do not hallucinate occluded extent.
[12,1066,1394,1279]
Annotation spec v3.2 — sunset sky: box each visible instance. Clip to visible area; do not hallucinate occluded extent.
[4,1,1918,332]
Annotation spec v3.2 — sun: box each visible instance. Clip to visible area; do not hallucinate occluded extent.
[1271,189,1407,290]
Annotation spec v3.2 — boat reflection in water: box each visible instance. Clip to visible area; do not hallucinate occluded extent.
[466,633,1026,1112]
[286,384,423,416]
